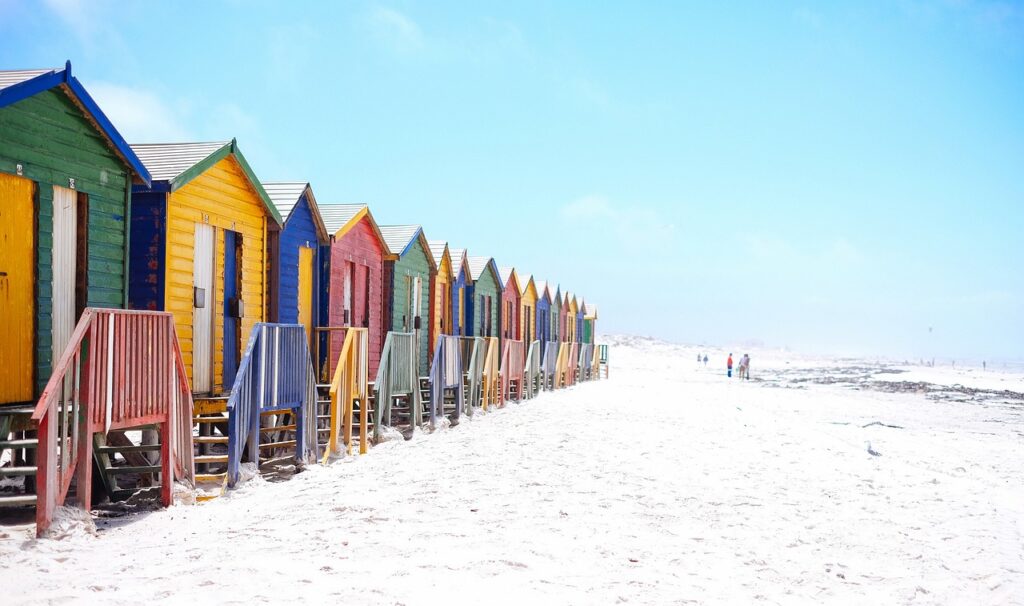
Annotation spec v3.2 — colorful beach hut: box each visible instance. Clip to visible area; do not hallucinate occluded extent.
[520,274,538,344]
[535,280,552,347]
[318,204,391,379]
[576,296,586,343]
[498,266,521,344]
[449,248,471,336]
[566,293,579,343]
[128,140,280,395]
[584,303,598,345]
[263,182,329,346]
[427,240,454,361]
[380,225,435,377]
[0,64,151,403]
[552,286,563,343]
[467,256,500,338]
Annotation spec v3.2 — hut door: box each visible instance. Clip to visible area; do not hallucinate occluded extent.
[192,223,215,393]
[297,246,314,348]
[0,174,35,404]
[222,230,242,388]
[51,186,78,369]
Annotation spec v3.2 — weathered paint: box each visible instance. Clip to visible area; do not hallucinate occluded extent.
[130,154,271,394]
[384,230,434,376]
[326,211,387,378]
[576,298,586,344]
[267,187,324,334]
[427,242,452,362]
[520,275,538,344]
[498,267,521,354]
[297,246,314,346]
[553,287,564,343]
[567,294,579,343]
[466,258,500,340]
[449,249,470,337]
[535,281,551,348]
[0,84,139,396]
[0,172,35,402]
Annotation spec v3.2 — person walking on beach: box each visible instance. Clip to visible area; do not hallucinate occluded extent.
[727,354,733,378]
[703,354,708,367]
[741,354,751,379]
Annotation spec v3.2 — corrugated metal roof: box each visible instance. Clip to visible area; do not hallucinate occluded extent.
[427,240,448,270]
[535,280,549,299]
[498,266,516,288]
[262,181,307,220]
[318,204,367,235]
[0,69,54,91]
[586,304,599,319]
[378,225,421,257]
[449,248,467,272]
[468,256,495,281]
[519,274,534,296]
[130,141,229,182]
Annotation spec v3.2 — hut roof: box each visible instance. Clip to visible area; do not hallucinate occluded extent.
[379,225,436,268]
[263,181,329,241]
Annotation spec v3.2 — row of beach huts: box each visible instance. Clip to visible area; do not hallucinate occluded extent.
[0,63,607,535]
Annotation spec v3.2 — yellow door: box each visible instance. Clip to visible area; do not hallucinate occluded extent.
[297,246,314,348]
[0,173,35,403]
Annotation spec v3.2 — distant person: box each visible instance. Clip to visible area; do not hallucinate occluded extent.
[727,353,733,378]
[742,354,751,379]
[983,361,987,371]
[703,354,708,367]
[698,353,702,364]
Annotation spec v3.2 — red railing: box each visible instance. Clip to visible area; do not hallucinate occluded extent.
[30,308,194,536]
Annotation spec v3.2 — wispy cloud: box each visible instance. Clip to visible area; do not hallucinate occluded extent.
[560,194,677,252]
[366,6,424,54]
[89,82,193,143]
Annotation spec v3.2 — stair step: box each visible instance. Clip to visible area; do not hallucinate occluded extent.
[97,444,161,454]
[0,438,38,449]
[105,465,160,475]
[194,435,228,444]
[0,406,35,416]
[0,466,37,476]
[0,494,38,507]
[260,424,296,432]
[110,488,140,501]
[195,472,227,483]
[194,454,228,464]
[259,440,296,450]
[193,416,226,424]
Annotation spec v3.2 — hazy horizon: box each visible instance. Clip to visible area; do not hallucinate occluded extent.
[2,1,1020,361]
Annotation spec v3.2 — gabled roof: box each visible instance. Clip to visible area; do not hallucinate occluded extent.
[263,181,329,241]
[0,62,151,186]
[317,203,393,257]
[427,240,452,273]
[535,280,551,302]
[585,304,599,320]
[578,297,587,314]
[553,285,563,305]
[379,225,436,269]
[449,248,470,282]
[468,256,500,285]
[497,266,520,294]
[130,139,281,224]
[520,274,538,299]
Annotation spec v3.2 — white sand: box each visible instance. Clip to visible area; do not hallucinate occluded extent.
[2,337,1022,605]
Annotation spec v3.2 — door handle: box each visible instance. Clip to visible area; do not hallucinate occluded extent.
[0,271,6,277]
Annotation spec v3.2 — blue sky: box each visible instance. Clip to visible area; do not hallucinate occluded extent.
[2,0,1022,360]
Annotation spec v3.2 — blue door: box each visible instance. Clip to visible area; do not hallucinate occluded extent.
[223,230,241,388]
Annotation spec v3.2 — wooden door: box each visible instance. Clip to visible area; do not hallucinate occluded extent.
[0,173,35,403]
[51,185,77,367]
[297,246,314,348]
[192,223,214,393]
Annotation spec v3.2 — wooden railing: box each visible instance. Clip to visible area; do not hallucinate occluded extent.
[322,328,369,461]
[460,336,485,414]
[598,344,609,378]
[373,332,420,440]
[313,326,349,383]
[500,339,525,402]
[554,342,569,389]
[481,337,501,410]
[428,336,464,425]
[566,342,580,386]
[523,340,542,399]
[542,341,559,390]
[31,308,193,536]
[226,324,317,486]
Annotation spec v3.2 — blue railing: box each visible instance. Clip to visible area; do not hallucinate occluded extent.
[428,335,464,425]
[226,323,317,486]
[373,332,420,440]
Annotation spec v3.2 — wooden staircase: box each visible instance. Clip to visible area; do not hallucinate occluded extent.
[0,405,38,512]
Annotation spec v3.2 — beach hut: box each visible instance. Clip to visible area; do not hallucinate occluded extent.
[584,304,598,344]
[128,140,281,395]
[449,248,471,336]
[535,280,552,348]
[498,267,521,345]
[567,293,579,343]
[427,240,454,361]
[380,225,435,377]
[552,286,563,343]
[0,63,151,403]
[467,256,500,339]
[520,274,538,344]
[576,296,586,343]
[318,204,391,379]
[263,182,329,346]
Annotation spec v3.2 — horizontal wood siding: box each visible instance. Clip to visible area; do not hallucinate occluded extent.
[127,191,166,311]
[430,253,451,359]
[467,271,499,339]
[389,238,432,376]
[536,297,551,345]
[451,269,468,337]
[163,156,267,393]
[276,192,320,325]
[328,216,385,377]
[0,87,131,394]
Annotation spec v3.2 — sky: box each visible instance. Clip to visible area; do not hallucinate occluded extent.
[1,0,1022,360]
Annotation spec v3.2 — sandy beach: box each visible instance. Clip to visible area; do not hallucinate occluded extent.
[1,336,1021,605]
